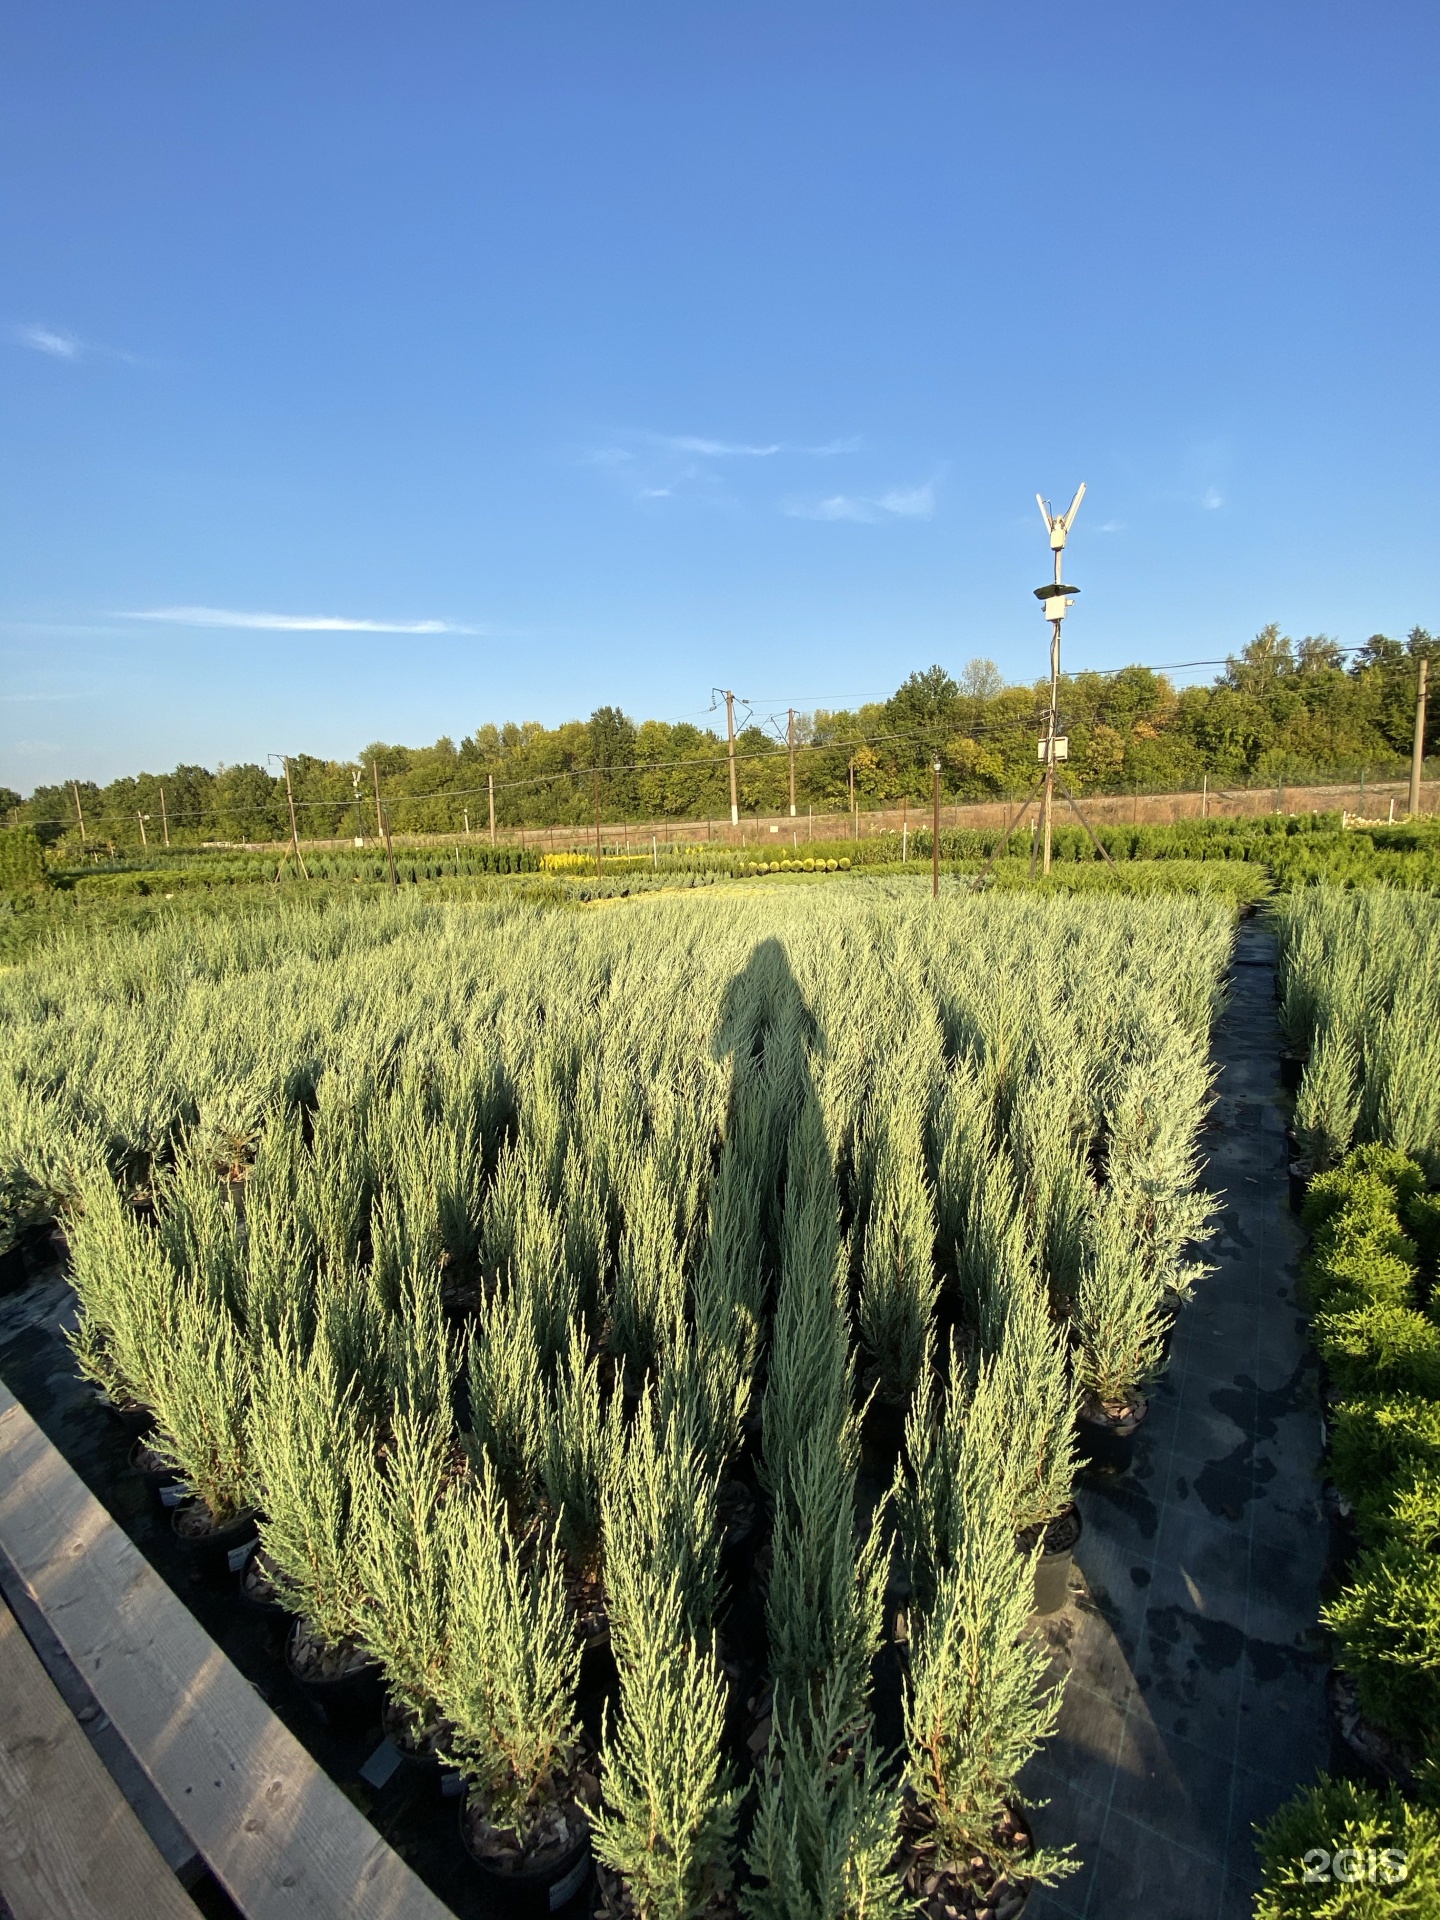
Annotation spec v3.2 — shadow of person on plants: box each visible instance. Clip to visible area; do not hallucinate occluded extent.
[707,934,909,1799]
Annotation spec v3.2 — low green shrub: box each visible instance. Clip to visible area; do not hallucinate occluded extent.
[1304,1169,1405,1236]
[1254,1774,1440,1918]
[1323,1537,1440,1754]
[1306,1243,1420,1315]
[1346,1145,1431,1209]
[1314,1301,1440,1400]
[1330,1397,1440,1538]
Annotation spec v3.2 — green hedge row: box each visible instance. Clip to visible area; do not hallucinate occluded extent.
[1255,1146,1440,1913]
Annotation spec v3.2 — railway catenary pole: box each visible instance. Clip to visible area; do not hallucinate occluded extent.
[1410,655,1430,818]
[721,691,740,827]
[593,768,602,878]
[788,708,797,817]
[372,759,397,891]
[932,759,941,898]
[488,773,496,844]
[1033,483,1086,876]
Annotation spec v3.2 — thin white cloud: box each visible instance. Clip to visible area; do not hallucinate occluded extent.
[664,435,783,458]
[654,433,860,459]
[19,324,80,359]
[1098,519,1126,533]
[11,322,139,364]
[1201,487,1225,511]
[784,478,937,524]
[117,606,479,634]
[579,429,863,505]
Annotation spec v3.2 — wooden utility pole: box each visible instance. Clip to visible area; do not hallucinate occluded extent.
[848,758,856,839]
[275,756,310,878]
[372,759,397,890]
[593,768,602,877]
[136,814,148,850]
[1410,655,1430,817]
[488,773,496,844]
[787,709,797,817]
[159,786,170,846]
[71,781,86,845]
[1200,774,1207,821]
[722,691,740,826]
[931,760,941,899]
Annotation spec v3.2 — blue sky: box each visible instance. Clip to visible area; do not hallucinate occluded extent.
[3,1,1437,788]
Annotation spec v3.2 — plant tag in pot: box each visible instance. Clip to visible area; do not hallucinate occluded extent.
[360,1737,405,1789]
[159,1484,186,1509]
[227,1542,253,1573]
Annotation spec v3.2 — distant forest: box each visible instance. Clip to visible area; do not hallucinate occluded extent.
[9,625,1436,848]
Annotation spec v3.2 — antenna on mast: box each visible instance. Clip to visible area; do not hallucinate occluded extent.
[1033,482,1086,875]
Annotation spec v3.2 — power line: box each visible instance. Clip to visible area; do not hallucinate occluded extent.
[12,640,1419,830]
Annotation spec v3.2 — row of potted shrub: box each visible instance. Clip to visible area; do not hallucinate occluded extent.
[1253,1144,1440,1915]
[736,856,851,875]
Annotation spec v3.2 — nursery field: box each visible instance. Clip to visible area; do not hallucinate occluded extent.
[0,885,1234,1918]
[6,813,1440,973]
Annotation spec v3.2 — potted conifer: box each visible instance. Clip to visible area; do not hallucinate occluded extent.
[901,1387,1078,1917]
[434,1457,592,1912]
[249,1338,381,1731]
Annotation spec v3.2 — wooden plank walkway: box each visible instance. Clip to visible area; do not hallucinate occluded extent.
[0,1380,453,1920]
[0,1595,197,1920]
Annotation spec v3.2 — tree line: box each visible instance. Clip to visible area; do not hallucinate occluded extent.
[7,626,1435,850]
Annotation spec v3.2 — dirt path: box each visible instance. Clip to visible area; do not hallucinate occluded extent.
[1025,919,1331,1919]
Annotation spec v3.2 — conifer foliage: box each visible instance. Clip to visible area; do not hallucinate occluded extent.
[0,885,1238,1911]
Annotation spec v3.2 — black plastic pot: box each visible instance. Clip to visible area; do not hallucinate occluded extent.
[128,1435,179,1502]
[1288,1159,1312,1214]
[459,1802,593,1916]
[170,1501,258,1580]
[1075,1397,1147,1475]
[1027,1505,1083,1616]
[1280,1051,1309,1094]
[236,1542,288,1616]
[97,1390,155,1439]
[284,1620,383,1737]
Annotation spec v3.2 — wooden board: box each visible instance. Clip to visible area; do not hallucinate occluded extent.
[0,1381,453,1920]
[0,1596,197,1920]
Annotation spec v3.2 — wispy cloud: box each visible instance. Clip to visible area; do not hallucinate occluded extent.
[656,433,860,459]
[117,606,479,634]
[19,324,80,359]
[1201,486,1225,511]
[11,322,139,364]
[1097,518,1126,533]
[580,429,861,504]
[784,478,938,524]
